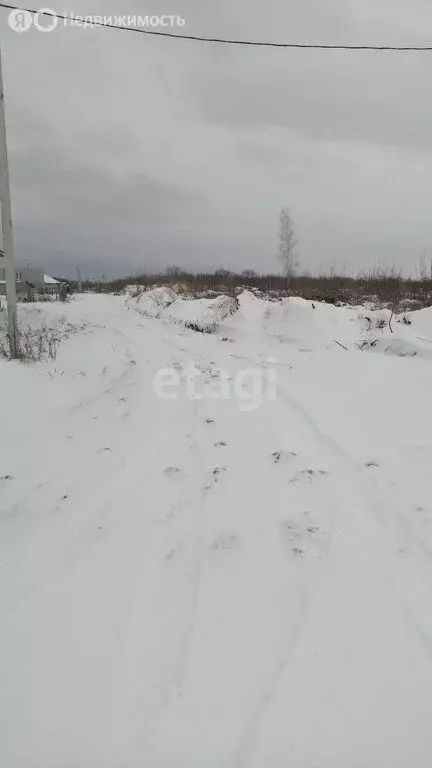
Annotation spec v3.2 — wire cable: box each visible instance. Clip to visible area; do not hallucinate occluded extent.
[1,2,432,51]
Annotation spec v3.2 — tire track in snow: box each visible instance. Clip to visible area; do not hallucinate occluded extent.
[275,383,432,657]
[168,399,234,697]
[234,379,432,766]
[0,429,175,620]
[232,398,338,768]
[170,401,209,696]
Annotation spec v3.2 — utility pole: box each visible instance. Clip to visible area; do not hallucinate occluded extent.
[0,45,18,356]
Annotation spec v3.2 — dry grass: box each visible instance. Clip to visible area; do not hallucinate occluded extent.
[0,322,61,362]
[80,268,432,309]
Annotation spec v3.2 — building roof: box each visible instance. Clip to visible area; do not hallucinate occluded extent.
[0,273,60,285]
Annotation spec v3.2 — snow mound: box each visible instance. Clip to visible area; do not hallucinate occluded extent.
[235,290,274,330]
[125,285,237,331]
[221,291,361,349]
[128,286,177,318]
[122,284,144,300]
[359,336,432,360]
[171,282,191,295]
[162,294,238,332]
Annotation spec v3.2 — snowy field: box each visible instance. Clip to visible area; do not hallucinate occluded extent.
[2,290,432,767]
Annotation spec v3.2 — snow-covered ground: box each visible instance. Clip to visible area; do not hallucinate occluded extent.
[2,291,432,767]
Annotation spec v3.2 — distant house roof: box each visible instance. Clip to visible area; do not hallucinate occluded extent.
[0,271,60,285]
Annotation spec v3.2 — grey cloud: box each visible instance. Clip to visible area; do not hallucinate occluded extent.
[2,0,432,277]
[185,48,432,149]
[11,142,216,275]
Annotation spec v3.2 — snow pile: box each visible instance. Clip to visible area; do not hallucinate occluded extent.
[125,286,238,332]
[220,292,432,358]
[122,284,144,300]
[170,282,191,295]
[125,287,432,356]
[162,294,237,332]
[354,306,432,360]
[228,289,274,333]
[408,304,432,336]
[358,336,432,360]
[127,286,177,318]
[220,291,362,350]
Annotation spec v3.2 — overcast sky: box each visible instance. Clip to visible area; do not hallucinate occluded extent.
[1,0,432,278]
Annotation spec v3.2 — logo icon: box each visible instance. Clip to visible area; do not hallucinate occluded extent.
[33,8,58,32]
[8,8,33,32]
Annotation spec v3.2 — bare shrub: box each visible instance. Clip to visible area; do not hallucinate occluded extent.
[83,264,432,309]
[0,321,61,362]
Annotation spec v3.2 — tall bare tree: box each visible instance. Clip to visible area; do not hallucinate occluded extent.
[416,250,432,281]
[278,207,298,289]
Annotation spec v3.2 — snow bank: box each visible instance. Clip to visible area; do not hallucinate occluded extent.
[125,287,432,358]
[359,336,432,360]
[125,286,237,332]
[122,284,144,300]
[127,286,177,318]
[223,292,432,357]
[220,291,362,349]
[162,294,237,332]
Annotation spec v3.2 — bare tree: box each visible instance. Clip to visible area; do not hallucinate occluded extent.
[164,265,188,284]
[278,207,298,289]
[386,265,403,333]
[416,250,432,281]
[241,269,258,286]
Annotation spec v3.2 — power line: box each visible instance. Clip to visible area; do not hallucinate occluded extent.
[1,2,432,51]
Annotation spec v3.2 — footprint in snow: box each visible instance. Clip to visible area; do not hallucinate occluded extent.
[166,543,182,560]
[280,514,325,559]
[164,466,184,480]
[280,517,321,542]
[204,466,227,492]
[210,534,237,552]
[290,469,329,484]
[272,450,297,464]
[292,547,304,558]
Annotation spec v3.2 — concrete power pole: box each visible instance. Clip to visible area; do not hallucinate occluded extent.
[0,45,18,356]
